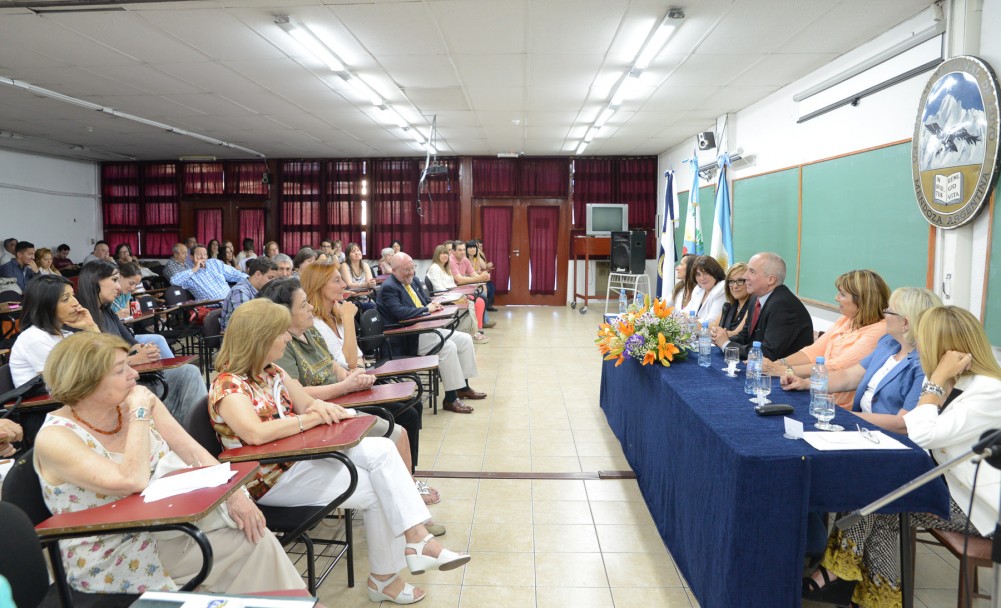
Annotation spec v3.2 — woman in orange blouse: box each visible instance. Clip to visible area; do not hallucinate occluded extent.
[762,269,890,407]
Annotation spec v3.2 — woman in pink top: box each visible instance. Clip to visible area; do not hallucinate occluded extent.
[763,269,890,407]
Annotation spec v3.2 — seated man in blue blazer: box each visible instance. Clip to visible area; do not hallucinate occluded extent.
[377,252,484,414]
[711,252,813,360]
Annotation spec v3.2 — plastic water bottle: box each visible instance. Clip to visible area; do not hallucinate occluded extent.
[688,311,698,347]
[744,341,763,394]
[698,321,712,367]
[618,289,628,314]
[633,291,643,308]
[810,356,829,407]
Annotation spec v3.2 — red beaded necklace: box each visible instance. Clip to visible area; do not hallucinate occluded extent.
[71,405,123,436]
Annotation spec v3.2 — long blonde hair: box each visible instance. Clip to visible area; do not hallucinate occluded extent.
[915,306,1001,381]
[431,244,451,272]
[299,261,342,330]
[44,332,130,405]
[215,299,290,376]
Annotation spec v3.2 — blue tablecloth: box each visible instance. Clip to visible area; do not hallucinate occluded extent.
[599,350,950,608]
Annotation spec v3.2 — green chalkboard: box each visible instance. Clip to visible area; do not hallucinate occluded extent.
[798,143,929,305]
[732,168,800,288]
[984,203,1001,344]
[677,185,715,260]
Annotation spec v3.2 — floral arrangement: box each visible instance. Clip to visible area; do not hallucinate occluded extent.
[596,297,693,367]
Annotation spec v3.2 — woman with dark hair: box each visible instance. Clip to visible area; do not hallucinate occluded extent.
[219,240,239,268]
[292,247,318,276]
[72,260,205,420]
[671,253,696,310]
[390,240,402,255]
[114,243,134,265]
[208,238,221,259]
[682,255,727,323]
[341,242,377,290]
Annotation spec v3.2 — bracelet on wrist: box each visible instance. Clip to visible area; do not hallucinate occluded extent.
[297,414,305,433]
[920,379,946,398]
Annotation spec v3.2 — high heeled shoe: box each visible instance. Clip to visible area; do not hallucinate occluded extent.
[367,573,424,605]
[405,534,471,575]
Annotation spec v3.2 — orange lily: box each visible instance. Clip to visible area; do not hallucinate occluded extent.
[642,351,656,366]
[614,354,625,367]
[653,298,672,319]
[658,333,680,362]
[617,321,635,337]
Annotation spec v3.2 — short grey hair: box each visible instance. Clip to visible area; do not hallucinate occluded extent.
[172,243,186,255]
[272,253,293,265]
[381,247,394,259]
[756,252,787,284]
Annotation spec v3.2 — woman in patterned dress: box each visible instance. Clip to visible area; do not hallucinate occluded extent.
[31,331,304,595]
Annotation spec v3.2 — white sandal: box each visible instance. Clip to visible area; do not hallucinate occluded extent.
[367,573,424,604]
[405,534,471,575]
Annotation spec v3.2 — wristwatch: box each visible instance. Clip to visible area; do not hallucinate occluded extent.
[131,407,150,421]
[920,379,946,398]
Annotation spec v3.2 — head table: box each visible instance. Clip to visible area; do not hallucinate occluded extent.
[599,348,950,608]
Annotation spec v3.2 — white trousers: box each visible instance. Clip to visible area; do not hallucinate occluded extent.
[417,329,477,391]
[257,437,430,575]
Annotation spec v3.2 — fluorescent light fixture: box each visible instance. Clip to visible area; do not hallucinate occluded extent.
[346,75,383,106]
[583,127,597,142]
[610,74,642,106]
[595,106,616,127]
[377,106,410,129]
[408,127,425,145]
[576,142,588,155]
[275,16,345,72]
[634,10,684,71]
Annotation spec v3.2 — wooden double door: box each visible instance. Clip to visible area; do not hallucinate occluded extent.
[180,200,271,251]
[472,198,569,305]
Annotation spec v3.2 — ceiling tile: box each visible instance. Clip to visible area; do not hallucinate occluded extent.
[140,9,287,61]
[333,2,447,55]
[529,0,627,54]
[453,55,526,88]
[466,87,524,112]
[406,87,470,112]
[429,0,527,55]
[379,55,460,89]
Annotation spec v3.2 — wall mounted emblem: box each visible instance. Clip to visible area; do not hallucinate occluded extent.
[912,56,1001,229]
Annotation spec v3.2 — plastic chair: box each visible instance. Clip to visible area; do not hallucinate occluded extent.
[195,309,223,389]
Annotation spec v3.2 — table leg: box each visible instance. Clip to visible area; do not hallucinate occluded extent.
[900,512,913,608]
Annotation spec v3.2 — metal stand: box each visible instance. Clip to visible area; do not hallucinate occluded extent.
[835,428,1001,608]
[605,272,651,315]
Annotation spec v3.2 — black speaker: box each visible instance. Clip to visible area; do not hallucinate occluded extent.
[698,131,716,150]
[610,230,646,274]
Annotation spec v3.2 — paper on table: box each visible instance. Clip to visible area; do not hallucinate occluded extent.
[437,293,462,302]
[802,431,908,451]
[139,590,315,607]
[141,463,238,503]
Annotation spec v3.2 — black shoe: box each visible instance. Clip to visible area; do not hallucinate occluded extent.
[486,306,498,312]
[802,566,856,604]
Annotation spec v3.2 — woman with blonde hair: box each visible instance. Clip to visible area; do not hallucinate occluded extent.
[763,269,890,407]
[425,244,487,343]
[714,262,750,336]
[33,331,305,595]
[33,247,57,275]
[806,306,1001,607]
[210,300,471,604]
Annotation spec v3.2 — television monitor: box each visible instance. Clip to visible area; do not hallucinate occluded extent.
[586,203,629,237]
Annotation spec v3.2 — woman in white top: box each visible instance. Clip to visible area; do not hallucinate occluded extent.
[670,254,696,311]
[33,248,58,276]
[341,243,377,290]
[301,260,365,370]
[425,245,486,343]
[682,255,727,323]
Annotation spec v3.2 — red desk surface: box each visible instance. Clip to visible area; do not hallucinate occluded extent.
[335,381,416,406]
[368,356,439,376]
[132,355,198,373]
[399,305,458,324]
[384,318,451,336]
[217,414,376,463]
[35,461,259,537]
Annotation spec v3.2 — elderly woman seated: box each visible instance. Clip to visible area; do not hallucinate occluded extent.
[209,299,470,604]
[763,269,890,407]
[804,305,1001,607]
[33,332,305,595]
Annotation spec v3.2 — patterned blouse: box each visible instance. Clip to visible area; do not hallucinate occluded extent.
[37,415,176,594]
[208,365,295,499]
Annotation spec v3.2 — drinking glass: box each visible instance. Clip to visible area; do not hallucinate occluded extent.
[723,346,740,377]
[750,373,773,405]
[814,394,843,431]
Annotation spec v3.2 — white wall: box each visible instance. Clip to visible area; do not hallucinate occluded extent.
[0,148,101,257]
[656,2,1001,329]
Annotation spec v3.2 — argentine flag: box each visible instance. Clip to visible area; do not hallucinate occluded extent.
[710,153,734,270]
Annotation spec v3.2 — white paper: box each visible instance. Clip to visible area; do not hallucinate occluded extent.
[438,293,462,302]
[141,463,237,503]
[783,417,804,439]
[802,431,908,451]
[140,591,314,607]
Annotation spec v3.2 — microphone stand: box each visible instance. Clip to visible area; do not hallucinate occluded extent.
[835,428,1001,608]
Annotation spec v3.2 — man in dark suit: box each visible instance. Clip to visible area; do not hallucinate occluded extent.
[711,252,813,360]
[377,252,484,414]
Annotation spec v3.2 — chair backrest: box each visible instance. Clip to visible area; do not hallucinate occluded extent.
[0,501,50,608]
[182,396,222,458]
[0,364,12,396]
[424,275,435,295]
[356,308,387,358]
[202,309,222,344]
[0,291,21,304]
[136,294,157,312]
[164,287,192,306]
[2,449,53,525]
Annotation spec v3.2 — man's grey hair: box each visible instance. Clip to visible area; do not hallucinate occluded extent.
[272,253,293,265]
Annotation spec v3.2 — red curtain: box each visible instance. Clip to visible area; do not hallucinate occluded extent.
[144,231,179,258]
[239,209,266,255]
[142,163,179,256]
[226,161,269,197]
[370,159,419,257]
[326,160,366,252]
[571,158,615,228]
[105,231,140,258]
[181,162,225,196]
[481,206,512,294]
[520,158,569,197]
[196,209,223,247]
[101,164,140,234]
[472,158,518,197]
[417,159,460,257]
[527,206,559,294]
[618,157,658,256]
[280,161,322,254]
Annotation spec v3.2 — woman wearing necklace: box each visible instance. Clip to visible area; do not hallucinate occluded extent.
[341,242,377,290]
[763,269,890,407]
[781,287,941,429]
[32,332,305,595]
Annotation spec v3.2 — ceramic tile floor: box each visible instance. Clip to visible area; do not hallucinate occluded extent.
[312,305,989,608]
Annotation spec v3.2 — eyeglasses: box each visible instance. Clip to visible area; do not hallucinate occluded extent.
[856,424,880,444]
[727,279,747,287]
[883,308,902,317]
